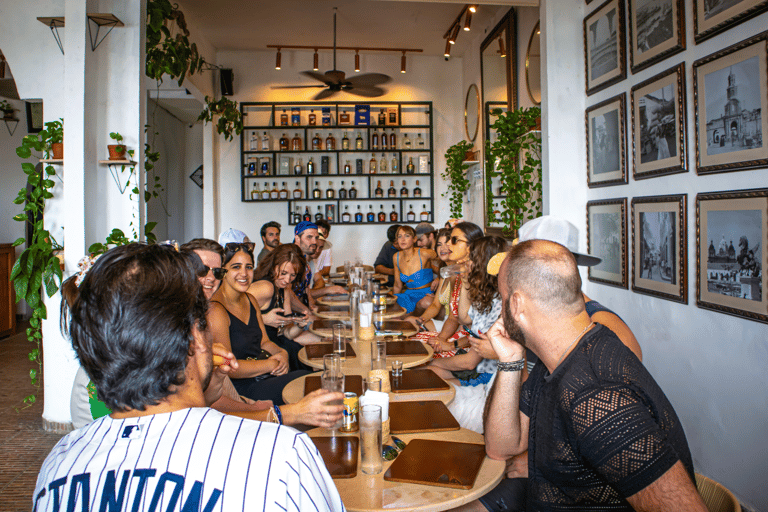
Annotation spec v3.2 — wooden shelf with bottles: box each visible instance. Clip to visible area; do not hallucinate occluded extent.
[239,101,434,226]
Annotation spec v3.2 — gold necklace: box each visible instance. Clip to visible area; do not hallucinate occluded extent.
[555,322,594,367]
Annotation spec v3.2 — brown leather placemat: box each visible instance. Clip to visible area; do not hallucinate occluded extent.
[317,304,350,313]
[312,436,359,479]
[304,374,364,397]
[385,340,428,356]
[390,369,450,393]
[384,439,486,489]
[305,343,357,359]
[389,401,460,433]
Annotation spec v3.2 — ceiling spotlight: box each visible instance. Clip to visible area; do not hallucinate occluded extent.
[355,50,360,72]
[498,37,506,58]
[313,49,319,71]
[275,49,282,70]
[444,40,452,58]
[468,5,477,13]
[401,52,407,73]
[464,10,472,31]
[449,24,460,44]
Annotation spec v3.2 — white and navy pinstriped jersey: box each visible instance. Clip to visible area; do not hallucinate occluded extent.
[33,407,345,512]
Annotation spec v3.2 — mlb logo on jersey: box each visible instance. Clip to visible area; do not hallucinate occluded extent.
[121,424,143,439]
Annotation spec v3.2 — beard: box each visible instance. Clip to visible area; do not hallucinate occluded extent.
[502,296,527,348]
[266,239,280,248]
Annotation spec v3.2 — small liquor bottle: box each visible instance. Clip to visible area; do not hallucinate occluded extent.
[270,182,279,200]
[293,181,302,199]
[308,109,317,125]
[420,204,430,222]
[413,180,422,197]
[325,133,336,150]
[338,181,347,199]
[367,205,375,223]
[294,158,303,175]
[379,153,387,174]
[306,158,315,175]
[326,182,335,199]
[250,132,259,151]
[261,186,270,200]
[348,181,358,199]
[280,109,289,126]
[403,133,411,149]
[342,206,351,223]
[406,157,415,174]
[416,133,425,148]
[248,162,257,175]
[315,206,324,222]
[390,205,398,222]
[381,129,388,151]
[293,206,302,224]
[303,207,312,222]
[291,133,302,151]
[291,108,300,126]
[312,181,322,199]
[378,108,386,125]
[279,133,289,151]
[343,160,351,174]
[389,130,397,149]
[355,132,364,150]
[261,131,270,150]
[371,131,379,151]
[341,132,350,150]
[374,180,384,198]
[279,182,289,200]
[391,154,399,173]
[355,205,364,223]
[250,182,260,200]
[312,133,322,150]
[387,180,397,198]
[378,205,386,223]
[369,153,377,174]
[400,180,408,197]
[340,110,351,124]
[407,205,416,222]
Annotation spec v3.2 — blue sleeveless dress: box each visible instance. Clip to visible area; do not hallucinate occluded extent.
[394,249,434,314]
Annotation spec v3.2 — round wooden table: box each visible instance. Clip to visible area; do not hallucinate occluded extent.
[318,294,397,307]
[309,319,418,339]
[307,427,505,512]
[315,303,406,321]
[297,338,433,371]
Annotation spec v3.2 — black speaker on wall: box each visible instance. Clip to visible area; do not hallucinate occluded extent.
[220,69,234,96]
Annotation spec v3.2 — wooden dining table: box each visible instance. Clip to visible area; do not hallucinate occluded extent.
[314,303,407,321]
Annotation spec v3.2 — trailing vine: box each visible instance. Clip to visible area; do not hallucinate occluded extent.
[146,0,207,86]
[198,96,244,141]
[441,140,475,219]
[485,107,542,235]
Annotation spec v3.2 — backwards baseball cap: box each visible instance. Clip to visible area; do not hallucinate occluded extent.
[414,222,435,237]
[294,220,318,236]
[218,228,250,246]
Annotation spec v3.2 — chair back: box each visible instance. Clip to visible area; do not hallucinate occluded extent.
[696,473,741,512]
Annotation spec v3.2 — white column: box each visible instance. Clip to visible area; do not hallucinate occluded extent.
[203,122,218,239]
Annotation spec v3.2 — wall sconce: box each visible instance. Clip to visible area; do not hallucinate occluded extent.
[275,48,282,70]
[401,52,407,73]
[355,50,360,72]
[313,49,319,71]
[444,40,452,58]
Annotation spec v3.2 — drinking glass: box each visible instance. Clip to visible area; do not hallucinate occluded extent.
[349,292,360,340]
[321,370,345,430]
[391,360,403,378]
[344,260,352,278]
[360,404,383,475]
[323,354,341,374]
[371,339,387,370]
[332,323,346,362]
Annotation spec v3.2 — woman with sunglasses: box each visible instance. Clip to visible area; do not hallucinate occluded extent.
[208,242,309,405]
[392,225,438,315]
[404,228,452,331]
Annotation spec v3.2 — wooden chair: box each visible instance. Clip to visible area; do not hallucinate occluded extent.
[696,473,741,512]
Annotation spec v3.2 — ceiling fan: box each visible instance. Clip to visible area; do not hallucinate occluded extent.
[271,8,391,101]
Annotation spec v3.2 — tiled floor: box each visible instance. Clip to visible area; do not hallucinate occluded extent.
[0,324,64,512]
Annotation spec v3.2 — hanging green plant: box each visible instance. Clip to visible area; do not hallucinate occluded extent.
[198,96,244,141]
[485,107,542,236]
[442,140,475,219]
[146,0,207,86]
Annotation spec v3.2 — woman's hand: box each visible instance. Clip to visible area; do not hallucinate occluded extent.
[261,308,287,328]
[405,316,422,330]
[470,333,499,359]
[269,350,290,375]
[286,389,345,428]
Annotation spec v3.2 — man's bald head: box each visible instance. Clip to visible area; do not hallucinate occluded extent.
[501,240,584,316]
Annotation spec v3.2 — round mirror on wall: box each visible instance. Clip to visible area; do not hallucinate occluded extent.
[526,21,541,105]
[465,84,480,142]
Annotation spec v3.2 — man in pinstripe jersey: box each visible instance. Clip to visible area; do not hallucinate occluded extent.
[34,243,345,512]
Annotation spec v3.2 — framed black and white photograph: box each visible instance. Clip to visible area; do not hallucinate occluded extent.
[584,0,627,96]
[697,188,767,323]
[587,198,628,288]
[694,0,768,44]
[628,0,685,73]
[587,93,627,188]
[632,194,687,303]
[694,33,768,175]
[631,62,687,179]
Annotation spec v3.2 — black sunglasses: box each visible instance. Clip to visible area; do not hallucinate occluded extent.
[449,236,468,245]
[197,266,227,280]
[224,242,255,253]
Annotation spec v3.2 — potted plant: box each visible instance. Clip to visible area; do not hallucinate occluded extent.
[108,131,127,160]
[441,140,475,219]
[0,100,15,120]
[44,118,64,159]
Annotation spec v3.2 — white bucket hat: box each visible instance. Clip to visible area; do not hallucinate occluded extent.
[518,216,601,266]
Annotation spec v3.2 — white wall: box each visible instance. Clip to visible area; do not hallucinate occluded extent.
[212,49,464,262]
[544,0,768,508]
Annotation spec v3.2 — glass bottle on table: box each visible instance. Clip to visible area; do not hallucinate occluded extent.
[413,180,422,197]
[349,181,358,199]
[293,181,303,199]
[338,181,347,199]
[279,133,289,151]
[355,205,364,223]
[312,181,322,199]
[369,153,377,174]
[387,180,396,198]
[342,205,351,223]
[325,132,336,150]
[374,180,383,198]
[378,205,386,223]
[407,205,416,222]
[379,153,387,174]
[390,204,398,222]
[312,133,322,150]
[279,182,289,200]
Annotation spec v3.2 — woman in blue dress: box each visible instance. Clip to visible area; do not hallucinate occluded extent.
[392,225,438,315]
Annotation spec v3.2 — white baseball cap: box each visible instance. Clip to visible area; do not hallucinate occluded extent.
[518,216,601,266]
[218,228,250,246]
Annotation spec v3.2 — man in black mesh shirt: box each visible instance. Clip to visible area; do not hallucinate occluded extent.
[479,240,707,511]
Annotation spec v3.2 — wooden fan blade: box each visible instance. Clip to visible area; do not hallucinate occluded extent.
[301,70,334,84]
[313,88,337,100]
[344,86,385,98]
[271,85,327,89]
[345,73,391,87]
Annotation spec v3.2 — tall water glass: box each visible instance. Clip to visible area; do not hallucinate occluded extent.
[323,354,341,374]
[321,370,345,430]
[371,339,387,370]
[344,260,352,279]
[332,323,346,362]
[349,292,360,340]
[360,404,383,475]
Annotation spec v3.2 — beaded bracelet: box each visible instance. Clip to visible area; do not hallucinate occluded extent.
[497,359,526,372]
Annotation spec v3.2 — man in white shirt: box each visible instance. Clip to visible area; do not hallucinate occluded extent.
[36,243,345,512]
[314,219,333,278]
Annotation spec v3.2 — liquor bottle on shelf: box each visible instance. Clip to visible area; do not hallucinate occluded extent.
[312,133,322,150]
[369,153,377,174]
[293,181,303,199]
[355,132,364,150]
[406,157,415,174]
[293,206,302,224]
[292,108,300,126]
[303,207,312,222]
[389,130,396,149]
[381,129,388,150]
[378,108,386,125]
[279,133,289,151]
[367,205,375,223]
[342,205,351,223]
[420,204,430,222]
[355,205,364,223]
[349,181,358,199]
[340,110,351,124]
[387,180,397,198]
[291,133,302,151]
[250,132,259,151]
[343,160,351,174]
[326,132,336,150]
[306,158,315,175]
[270,182,279,200]
[391,154,399,173]
[341,132,350,150]
[280,109,289,126]
[294,158,303,175]
[403,133,411,149]
[400,180,408,197]
[260,186,270,200]
[315,206,324,222]
[407,205,416,222]
[378,205,386,223]
[374,180,383,198]
[338,181,347,199]
[250,182,260,200]
[312,181,322,199]
[326,182,335,199]
[308,109,317,126]
[390,204,398,222]
[247,162,257,176]
[416,133,425,148]
[413,180,422,197]
[371,131,379,151]
[261,131,270,151]
[261,160,270,175]
[279,182,289,199]
[379,153,387,174]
